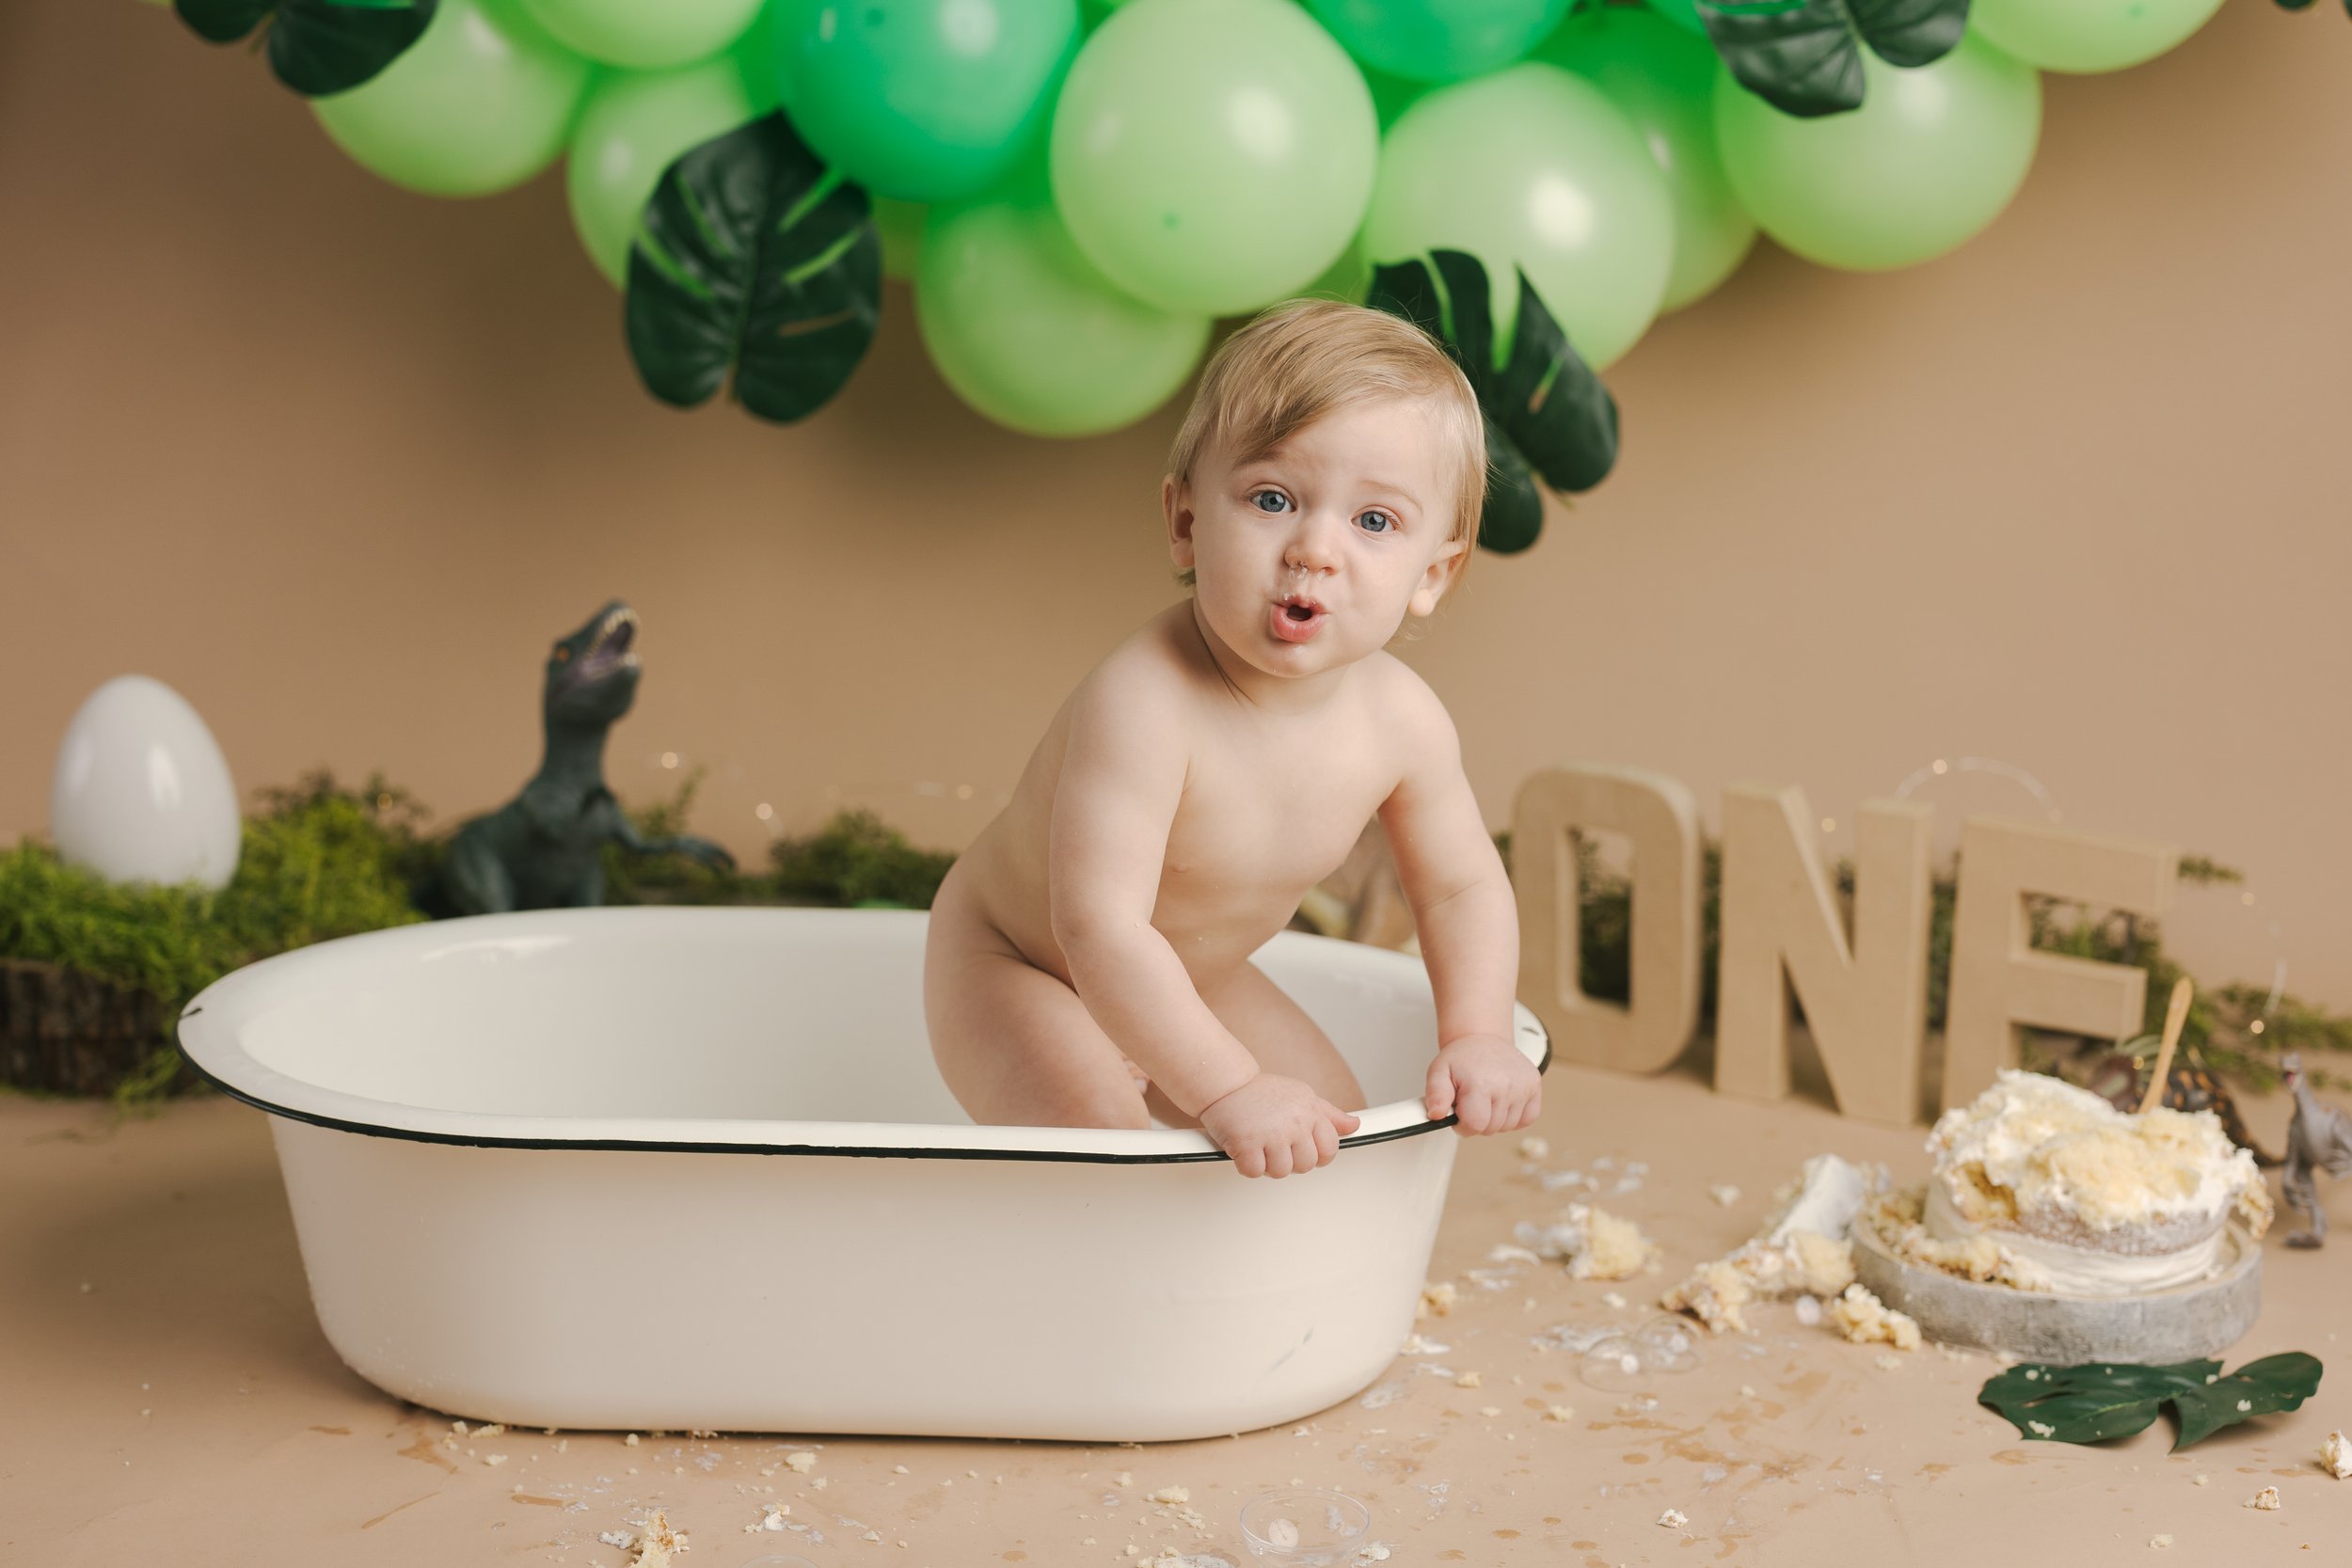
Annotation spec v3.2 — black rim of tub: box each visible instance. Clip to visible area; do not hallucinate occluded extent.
[174,1005,1551,1165]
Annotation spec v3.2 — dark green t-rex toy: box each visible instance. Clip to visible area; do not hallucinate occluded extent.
[411,600,735,917]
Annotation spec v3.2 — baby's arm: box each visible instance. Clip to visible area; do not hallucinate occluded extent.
[1375,675,1539,1135]
[1048,671,1359,1175]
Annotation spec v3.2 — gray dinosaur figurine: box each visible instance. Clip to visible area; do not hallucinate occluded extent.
[413,600,735,917]
[2280,1051,2352,1248]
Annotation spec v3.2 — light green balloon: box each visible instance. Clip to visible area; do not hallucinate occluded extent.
[517,0,764,69]
[1714,31,2041,272]
[914,180,1210,437]
[1361,62,1673,372]
[312,0,594,199]
[566,58,765,287]
[1536,7,1753,313]
[1970,0,2224,73]
[1050,0,1378,316]
[875,197,927,282]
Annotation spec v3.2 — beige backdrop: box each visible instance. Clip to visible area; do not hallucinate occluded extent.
[5,0,2347,1010]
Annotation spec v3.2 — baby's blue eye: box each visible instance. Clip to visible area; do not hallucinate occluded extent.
[1249,489,1290,514]
[1359,511,1393,534]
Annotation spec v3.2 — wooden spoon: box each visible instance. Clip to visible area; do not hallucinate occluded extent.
[2137,976,2196,1116]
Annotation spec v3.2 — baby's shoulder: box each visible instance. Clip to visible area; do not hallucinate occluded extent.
[1061,612,1200,729]
[1359,650,1449,728]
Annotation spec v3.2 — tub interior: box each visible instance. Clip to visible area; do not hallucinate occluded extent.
[219,909,1449,1127]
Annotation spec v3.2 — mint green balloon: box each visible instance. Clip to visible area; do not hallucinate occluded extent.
[1361,62,1672,372]
[915,180,1210,436]
[567,58,766,287]
[312,0,593,198]
[1536,7,1753,313]
[875,197,927,282]
[771,0,1081,204]
[517,0,762,69]
[1051,0,1377,316]
[1306,0,1576,83]
[1715,31,2041,272]
[1971,0,2224,73]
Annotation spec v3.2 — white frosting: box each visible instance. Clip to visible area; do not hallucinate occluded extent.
[1928,1069,2257,1235]
[1920,1069,2263,1297]
[1922,1180,2226,1295]
[1761,1153,1876,1247]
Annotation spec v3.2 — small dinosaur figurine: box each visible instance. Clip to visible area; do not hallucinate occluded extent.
[412,600,735,917]
[2280,1051,2352,1248]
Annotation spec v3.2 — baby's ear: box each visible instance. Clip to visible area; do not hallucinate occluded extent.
[1409,537,1468,616]
[1164,473,1197,571]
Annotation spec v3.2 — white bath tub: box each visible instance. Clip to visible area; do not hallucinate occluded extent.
[175,907,1549,1442]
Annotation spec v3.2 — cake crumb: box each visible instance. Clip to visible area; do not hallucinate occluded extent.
[1709,1184,1741,1207]
[1519,1135,1550,1161]
[1419,1281,1459,1319]
[1658,1508,1689,1529]
[2151,1534,2172,1548]
[1150,1486,1190,1504]
[485,1453,508,1466]
[893,1464,909,1474]
[1477,1405,1502,1418]
[2322,1431,2352,1480]
[1454,1371,1482,1388]
[2248,1486,2280,1511]
[1874,1354,1904,1371]
[1544,1404,1575,1422]
[626,1508,688,1567]
[624,1433,639,1447]
[2192,1474,2209,1486]
[784,1450,817,1474]
[1828,1283,1920,1351]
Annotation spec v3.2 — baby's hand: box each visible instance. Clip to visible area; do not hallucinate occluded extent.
[1425,1033,1540,1135]
[1198,1074,1361,1179]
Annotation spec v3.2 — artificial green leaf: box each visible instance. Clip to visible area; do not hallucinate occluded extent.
[1844,0,1970,67]
[1695,0,1865,119]
[2170,1353,2325,1449]
[1695,0,1966,118]
[1366,249,1618,556]
[1979,1354,2324,1451]
[625,113,882,424]
[174,0,434,97]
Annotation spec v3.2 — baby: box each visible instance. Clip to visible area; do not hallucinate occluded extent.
[923,297,1539,1178]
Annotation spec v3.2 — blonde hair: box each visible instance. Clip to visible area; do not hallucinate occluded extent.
[1166,297,1486,601]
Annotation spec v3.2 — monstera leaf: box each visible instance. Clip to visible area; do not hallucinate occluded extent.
[174,0,434,96]
[1696,0,1970,118]
[1367,249,1618,555]
[626,113,882,424]
[1979,1354,2323,1451]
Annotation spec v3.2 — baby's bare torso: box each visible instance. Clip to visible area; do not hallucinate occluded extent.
[952,602,1406,987]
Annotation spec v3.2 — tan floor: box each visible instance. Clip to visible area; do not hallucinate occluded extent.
[7,1057,2349,1567]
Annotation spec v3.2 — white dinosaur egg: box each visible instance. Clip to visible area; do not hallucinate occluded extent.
[50,674,243,891]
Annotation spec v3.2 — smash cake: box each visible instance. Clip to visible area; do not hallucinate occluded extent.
[1864,1068,2273,1296]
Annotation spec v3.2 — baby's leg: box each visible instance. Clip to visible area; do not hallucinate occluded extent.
[924,886,1153,1131]
[1196,959,1370,1114]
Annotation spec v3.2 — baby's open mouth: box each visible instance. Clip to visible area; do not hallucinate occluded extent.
[1283,603,1314,622]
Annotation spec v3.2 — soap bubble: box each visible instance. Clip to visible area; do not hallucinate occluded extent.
[1634,1313,1702,1372]
[1579,1333,1647,1391]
